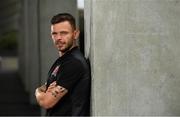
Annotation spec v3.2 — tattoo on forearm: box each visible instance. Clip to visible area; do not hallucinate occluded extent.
[48,85,68,98]
[51,92,57,97]
[55,90,59,94]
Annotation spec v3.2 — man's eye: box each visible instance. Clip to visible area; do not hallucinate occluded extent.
[60,32,68,36]
[52,32,57,36]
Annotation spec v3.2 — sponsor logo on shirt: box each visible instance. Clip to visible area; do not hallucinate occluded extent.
[52,65,60,77]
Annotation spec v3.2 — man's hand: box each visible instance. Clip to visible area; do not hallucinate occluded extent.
[35,81,68,109]
[46,81,67,98]
[46,81,57,92]
[35,83,46,96]
[35,83,47,104]
[38,84,47,92]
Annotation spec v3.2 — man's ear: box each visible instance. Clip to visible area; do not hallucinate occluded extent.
[74,29,80,40]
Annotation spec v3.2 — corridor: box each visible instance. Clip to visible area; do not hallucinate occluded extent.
[0,55,40,116]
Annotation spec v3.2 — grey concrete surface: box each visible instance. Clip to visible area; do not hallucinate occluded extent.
[18,0,40,104]
[85,0,180,116]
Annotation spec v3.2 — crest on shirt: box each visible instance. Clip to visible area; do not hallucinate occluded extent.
[52,65,60,77]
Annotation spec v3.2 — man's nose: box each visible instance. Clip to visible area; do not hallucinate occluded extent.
[56,34,62,40]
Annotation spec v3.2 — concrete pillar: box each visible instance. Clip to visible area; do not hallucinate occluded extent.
[27,0,40,104]
[18,0,30,92]
[85,0,180,115]
[18,0,40,104]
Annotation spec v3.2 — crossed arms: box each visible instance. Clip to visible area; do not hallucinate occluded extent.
[35,81,68,109]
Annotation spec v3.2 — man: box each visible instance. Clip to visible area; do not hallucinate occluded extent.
[35,13,90,116]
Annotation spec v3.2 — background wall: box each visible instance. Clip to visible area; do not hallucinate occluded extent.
[85,0,180,115]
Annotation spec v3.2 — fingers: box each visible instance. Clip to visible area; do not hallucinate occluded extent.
[48,85,67,94]
[57,86,66,93]
[46,82,68,95]
[46,81,57,92]
[52,85,68,97]
[48,81,57,89]
[50,81,57,86]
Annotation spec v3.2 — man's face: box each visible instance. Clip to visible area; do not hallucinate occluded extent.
[51,21,77,53]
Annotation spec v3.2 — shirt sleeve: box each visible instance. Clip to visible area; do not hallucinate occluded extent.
[56,59,83,91]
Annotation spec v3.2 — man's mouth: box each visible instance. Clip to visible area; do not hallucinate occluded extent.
[56,41,64,45]
[55,41,65,48]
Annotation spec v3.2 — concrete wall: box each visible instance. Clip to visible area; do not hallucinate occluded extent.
[85,0,180,115]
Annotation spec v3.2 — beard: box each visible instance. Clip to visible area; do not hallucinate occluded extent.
[55,40,74,53]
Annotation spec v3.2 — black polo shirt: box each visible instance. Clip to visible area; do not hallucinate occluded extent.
[46,47,90,116]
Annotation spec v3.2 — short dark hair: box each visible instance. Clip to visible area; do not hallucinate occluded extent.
[51,13,76,30]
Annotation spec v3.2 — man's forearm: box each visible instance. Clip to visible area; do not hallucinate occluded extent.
[35,81,68,109]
